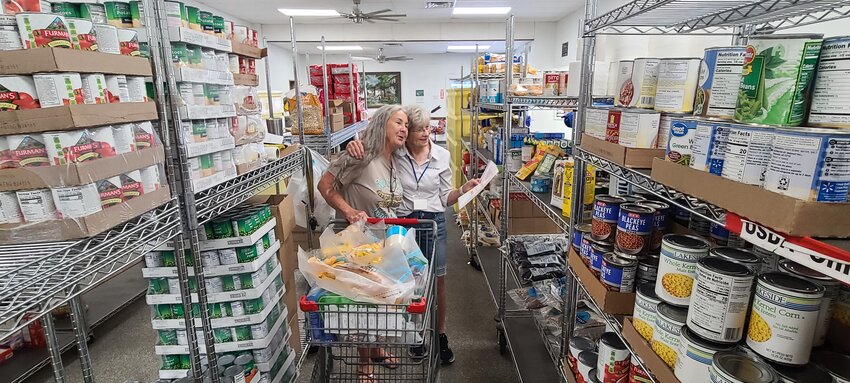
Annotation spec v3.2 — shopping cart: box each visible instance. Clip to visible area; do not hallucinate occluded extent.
[300,218,439,383]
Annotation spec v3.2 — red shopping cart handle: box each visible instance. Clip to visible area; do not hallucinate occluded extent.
[366,217,421,225]
[300,296,319,312]
[407,298,427,314]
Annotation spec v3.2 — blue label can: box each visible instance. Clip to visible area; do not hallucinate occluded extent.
[615,203,655,255]
[601,252,638,293]
[764,127,850,202]
[695,46,747,119]
[589,241,613,276]
[591,195,627,243]
[690,120,729,175]
[666,117,699,165]
[573,223,591,251]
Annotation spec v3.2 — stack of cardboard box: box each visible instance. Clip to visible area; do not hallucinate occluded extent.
[486,193,561,235]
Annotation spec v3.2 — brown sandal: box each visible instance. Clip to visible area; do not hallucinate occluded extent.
[358,365,377,383]
[371,351,400,370]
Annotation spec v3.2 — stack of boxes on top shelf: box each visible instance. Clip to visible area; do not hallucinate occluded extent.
[309,64,364,131]
[143,196,299,383]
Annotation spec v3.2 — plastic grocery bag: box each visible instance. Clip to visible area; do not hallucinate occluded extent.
[298,222,419,304]
[287,148,334,229]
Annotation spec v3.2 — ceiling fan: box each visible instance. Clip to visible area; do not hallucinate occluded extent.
[337,0,407,23]
[352,48,413,63]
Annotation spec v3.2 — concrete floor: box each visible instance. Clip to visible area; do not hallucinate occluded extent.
[27,209,518,383]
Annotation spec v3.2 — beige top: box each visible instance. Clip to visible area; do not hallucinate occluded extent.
[328,156,403,219]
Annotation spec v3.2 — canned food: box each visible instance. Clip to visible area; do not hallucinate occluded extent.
[104,1,132,28]
[778,259,840,347]
[52,183,101,218]
[687,207,711,238]
[125,76,146,102]
[674,326,736,383]
[129,0,143,28]
[43,128,117,165]
[0,191,22,224]
[96,176,123,208]
[751,245,779,274]
[17,13,71,49]
[104,74,129,103]
[615,203,655,255]
[687,257,754,343]
[623,58,661,108]
[116,28,139,56]
[656,234,710,306]
[632,283,661,341]
[572,223,592,251]
[710,247,761,274]
[601,252,637,292]
[735,34,824,126]
[160,251,176,267]
[223,365,244,383]
[690,120,728,175]
[614,60,634,107]
[772,361,833,383]
[232,325,250,341]
[597,332,629,383]
[589,240,613,277]
[633,201,667,251]
[80,74,107,104]
[583,107,609,139]
[578,351,598,383]
[199,10,213,34]
[721,123,774,185]
[617,109,661,149]
[665,117,699,165]
[604,109,622,144]
[655,57,701,113]
[629,355,651,383]
[695,47,747,119]
[591,195,626,243]
[8,133,49,167]
[161,354,181,370]
[139,165,160,193]
[66,18,96,51]
[651,302,687,368]
[747,272,824,365]
[232,214,254,236]
[810,36,850,127]
[218,353,235,368]
[164,1,184,28]
[764,127,850,202]
[92,24,120,54]
[529,175,551,193]
[17,189,58,222]
[213,16,224,37]
[33,73,83,107]
[234,353,255,376]
[144,251,163,268]
[0,75,41,110]
[185,6,199,30]
[812,350,850,383]
[636,253,659,284]
[709,351,777,383]
[656,113,688,150]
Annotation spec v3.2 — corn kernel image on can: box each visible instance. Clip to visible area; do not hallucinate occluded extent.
[651,302,687,368]
[632,282,661,342]
[747,272,824,365]
[656,234,710,306]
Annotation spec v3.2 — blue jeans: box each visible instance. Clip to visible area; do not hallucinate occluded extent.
[402,211,448,277]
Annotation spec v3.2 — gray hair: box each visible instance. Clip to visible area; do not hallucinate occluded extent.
[404,105,430,130]
[331,104,406,186]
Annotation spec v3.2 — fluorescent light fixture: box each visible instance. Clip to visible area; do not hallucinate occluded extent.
[317,45,363,51]
[278,9,340,16]
[448,45,491,50]
[452,7,511,15]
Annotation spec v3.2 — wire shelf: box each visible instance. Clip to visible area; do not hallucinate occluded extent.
[0,198,182,343]
[509,176,571,233]
[509,96,581,108]
[585,0,850,35]
[194,147,304,224]
[302,120,369,153]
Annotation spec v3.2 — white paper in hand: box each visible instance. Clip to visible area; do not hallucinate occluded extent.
[457,161,499,209]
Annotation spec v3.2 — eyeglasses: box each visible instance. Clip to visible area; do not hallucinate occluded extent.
[411,126,433,133]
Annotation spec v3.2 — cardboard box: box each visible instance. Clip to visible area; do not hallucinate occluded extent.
[328,99,345,114]
[580,134,664,169]
[0,146,164,191]
[232,73,259,86]
[509,217,560,235]
[330,113,345,132]
[0,186,171,244]
[230,42,266,59]
[0,48,152,76]
[287,315,302,356]
[567,248,635,314]
[0,102,158,135]
[622,317,682,383]
[236,159,263,175]
[278,235,297,319]
[651,158,850,237]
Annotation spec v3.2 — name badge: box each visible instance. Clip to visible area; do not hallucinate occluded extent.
[413,198,428,210]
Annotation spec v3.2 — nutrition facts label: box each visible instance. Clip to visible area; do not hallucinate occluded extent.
[810,38,850,126]
[688,267,752,342]
[765,132,850,201]
[690,122,728,175]
[722,127,773,185]
[707,64,744,116]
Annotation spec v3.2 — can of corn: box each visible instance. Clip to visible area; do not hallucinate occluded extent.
[651,302,687,368]
[686,257,754,343]
[655,234,710,306]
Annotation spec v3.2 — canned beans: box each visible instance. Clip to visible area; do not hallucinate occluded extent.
[615,203,655,255]
[591,195,627,243]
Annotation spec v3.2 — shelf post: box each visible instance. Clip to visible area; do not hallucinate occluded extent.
[499,14,515,321]
[69,296,95,383]
[42,313,66,382]
[470,48,479,258]
[289,17,317,246]
[321,36,332,157]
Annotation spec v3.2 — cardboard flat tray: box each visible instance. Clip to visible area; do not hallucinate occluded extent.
[0,186,171,244]
[0,48,152,76]
[230,42,266,59]
[651,158,850,238]
[0,102,158,134]
[580,134,664,169]
[0,146,164,190]
[568,248,635,315]
[233,73,259,86]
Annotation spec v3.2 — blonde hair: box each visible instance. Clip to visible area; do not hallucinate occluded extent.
[404,105,430,130]
[331,104,406,186]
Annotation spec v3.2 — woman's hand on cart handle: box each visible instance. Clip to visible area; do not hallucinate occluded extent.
[344,208,369,224]
[462,178,480,193]
[345,139,366,160]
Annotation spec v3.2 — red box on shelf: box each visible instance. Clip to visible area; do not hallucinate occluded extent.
[326,63,354,74]
[334,84,352,94]
[309,65,324,76]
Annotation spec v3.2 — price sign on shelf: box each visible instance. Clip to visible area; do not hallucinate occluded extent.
[727,213,850,283]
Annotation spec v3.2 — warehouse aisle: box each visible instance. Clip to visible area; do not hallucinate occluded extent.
[28,209,515,382]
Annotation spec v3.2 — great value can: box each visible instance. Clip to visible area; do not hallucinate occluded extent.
[614,60,634,107]
[33,72,84,107]
[665,116,698,165]
[51,183,101,218]
[747,272,824,365]
[66,18,96,51]
[674,326,735,383]
[657,113,686,150]
[591,195,627,243]
[615,203,655,255]
[116,28,139,56]
[656,234,710,306]
[735,34,824,126]
[695,47,747,119]
[0,15,22,50]
[632,282,661,342]
[96,176,124,208]
[16,13,71,49]
[654,57,701,113]
[618,109,661,149]
[597,332,629,383]
[651,302,687,368]
[764,127,850,202]
[0,75,41,110]
[16,188,58,222]
[80,74,107,104]
[778,259,840,347]
[721,124,773,185]
[809,36,850,127]
[104,74,128,103]
[92,23,119,54]
[710,351,777,383]
[689,120,729,175]
[624,58,660,108]
[687,257,754,343]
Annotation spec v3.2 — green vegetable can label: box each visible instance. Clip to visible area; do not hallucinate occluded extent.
[735,35,823,126]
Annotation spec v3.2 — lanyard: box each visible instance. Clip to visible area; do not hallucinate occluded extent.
[407,156,430,190]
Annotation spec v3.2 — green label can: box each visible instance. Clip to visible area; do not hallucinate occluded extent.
[211,218,234,238]
[171,303,183,318]
[234,325,252,341]
[161,250,176,267]
[243,298,263,314]
[232,215,254,236]
[104,1,133,28]
[148,278,168,295]
[205,84,220,105]
[221,275,237,291]
[735,34,824,126]
[155,304,173,319]
[208,302,224,318]
[52,3,81,17]
[164,1,184,28]
[213,328,234,343]
[199,10,213,34]
[79,4,107,24]
[192,120,207,142]
[188,45,202,68]
[158,329,178,345]
[161,354,181,370]
[186,6,199,30]
[213,16,224,36]
[200,154,214,177]
[261,233,271,251]
[129,0,143,27]
[179,354,191,369]
[239,273,255,289]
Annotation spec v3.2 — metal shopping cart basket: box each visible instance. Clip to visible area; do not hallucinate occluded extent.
[300,218,439,383]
